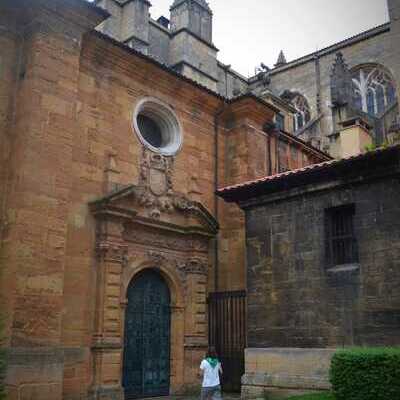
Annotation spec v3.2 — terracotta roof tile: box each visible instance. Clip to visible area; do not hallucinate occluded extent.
[217,145,400,195]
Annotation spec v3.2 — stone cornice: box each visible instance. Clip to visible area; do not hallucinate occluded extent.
[171,61,219,83]
[93,205,218,237]
[171,27,218,51]
[123,34,149,46]
[217,61,248,84]
[87,30,225,108]
[89,185,219,236]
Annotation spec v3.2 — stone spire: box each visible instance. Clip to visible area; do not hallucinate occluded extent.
[275,50,287,68]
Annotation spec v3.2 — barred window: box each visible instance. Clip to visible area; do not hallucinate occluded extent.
[325,204,358,267]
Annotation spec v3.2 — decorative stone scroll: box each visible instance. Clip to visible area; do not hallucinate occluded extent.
[96,241,128,264]
[123,225,209,254]
[146,250,168,264]
[177,257,208,276]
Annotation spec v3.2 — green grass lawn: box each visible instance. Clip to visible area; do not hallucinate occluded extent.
[286,393,335,400]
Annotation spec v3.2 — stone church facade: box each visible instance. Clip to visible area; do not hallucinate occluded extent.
[93,0,400,157]
[0,1,327,399]
[0,0,399,399]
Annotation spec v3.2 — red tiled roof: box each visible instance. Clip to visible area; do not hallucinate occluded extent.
[217,145,400,196]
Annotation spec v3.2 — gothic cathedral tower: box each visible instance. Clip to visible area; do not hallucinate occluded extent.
[170,0,213,43]
[169,0,219,90]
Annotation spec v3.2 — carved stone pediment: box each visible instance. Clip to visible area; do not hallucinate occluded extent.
[90,148,218,238]
[90,184,218,236]
[90,148,217,264]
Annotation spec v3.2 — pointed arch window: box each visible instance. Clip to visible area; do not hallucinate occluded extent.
[352,66,397,117]
[292,94,311,132]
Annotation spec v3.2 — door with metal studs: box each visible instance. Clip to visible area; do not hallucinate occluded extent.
[123,270,171,399]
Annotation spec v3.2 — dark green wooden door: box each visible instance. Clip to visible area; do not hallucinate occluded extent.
[123,270,171,399]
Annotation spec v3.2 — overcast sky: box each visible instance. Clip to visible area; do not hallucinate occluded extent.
[92,0,389,77]
[150,0,389,77]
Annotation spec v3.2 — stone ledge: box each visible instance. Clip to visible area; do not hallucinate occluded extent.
[242,348,336,399]
[241,385,327,400]
[242,372,331,390]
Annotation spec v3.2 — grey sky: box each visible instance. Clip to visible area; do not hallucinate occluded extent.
[148,0,389,77]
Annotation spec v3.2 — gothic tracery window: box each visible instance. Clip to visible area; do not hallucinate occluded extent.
[280,91,312,134]
[352,66,397,117]
[292,94,311,132]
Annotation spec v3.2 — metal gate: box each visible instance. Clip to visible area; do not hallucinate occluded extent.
[208,291,246,393]
[123,270,171,399]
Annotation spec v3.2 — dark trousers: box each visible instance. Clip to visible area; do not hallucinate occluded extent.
[200,385,222,400]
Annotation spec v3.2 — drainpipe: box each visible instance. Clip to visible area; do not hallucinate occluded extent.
[213,100,227,292]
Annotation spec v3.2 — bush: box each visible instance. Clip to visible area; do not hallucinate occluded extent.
[330,347,400,400]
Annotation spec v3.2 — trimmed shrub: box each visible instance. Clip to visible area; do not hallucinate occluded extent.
[330,347,400,400]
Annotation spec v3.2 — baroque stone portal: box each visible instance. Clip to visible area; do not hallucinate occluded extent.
[88,149,218,398]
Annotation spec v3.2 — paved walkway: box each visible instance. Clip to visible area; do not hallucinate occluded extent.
[137,394,240,400]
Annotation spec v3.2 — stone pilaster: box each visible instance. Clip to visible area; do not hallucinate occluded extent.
[1,1,107,399]
[178,258,209,387]
[90,223,127,400]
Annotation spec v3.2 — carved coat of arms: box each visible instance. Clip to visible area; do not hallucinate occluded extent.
[138,149,175,218]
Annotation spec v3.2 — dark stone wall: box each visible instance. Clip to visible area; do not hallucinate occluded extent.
[245,177,400,348]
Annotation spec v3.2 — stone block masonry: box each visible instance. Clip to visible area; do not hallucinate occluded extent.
[241,348,335,399]
[0,1,331,398]
[218,146,400,398]
[244,173,400,349]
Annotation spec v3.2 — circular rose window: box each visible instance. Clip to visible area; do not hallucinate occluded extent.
[133,98,183,156]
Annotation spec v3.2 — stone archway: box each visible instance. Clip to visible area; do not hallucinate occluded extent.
[122,269,171,398]
[88,155,218,399]
[121,260,186,396]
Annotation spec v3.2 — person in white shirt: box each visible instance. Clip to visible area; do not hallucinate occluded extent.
[199,347,223,400]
